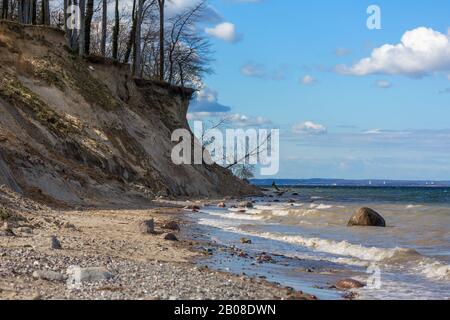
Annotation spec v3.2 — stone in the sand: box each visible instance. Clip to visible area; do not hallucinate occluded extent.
[66,266,113,283]
[164,233,178,241]
[347,207,386,227]
[63,222,76,230]
[239,201,253,209]
[162,221,180,231]
[240,238,252,244]
[288,199,296,203]
[138,219,155,234]
[217,202,227,208]
[0,228,14,237]
[15,226,33,234]
[256,254,275,264]
[184,205,201,210]
[50,235,62,249]
[335,279,365,290]
[32,270,65,282]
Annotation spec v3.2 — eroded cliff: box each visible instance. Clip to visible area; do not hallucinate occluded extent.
[0,21,257,206]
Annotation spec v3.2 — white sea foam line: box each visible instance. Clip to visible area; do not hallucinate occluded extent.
[316,204,333,210]
[418,260,450,280]
[272,210,290,217]
[198,215,450,282]
[201,210,264,221]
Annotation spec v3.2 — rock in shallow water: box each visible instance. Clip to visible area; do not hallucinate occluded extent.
[347,207,386,227]
[138,219,155,234]
[239,201,253,209]
[162,221,180,231]
[335,279,365,290]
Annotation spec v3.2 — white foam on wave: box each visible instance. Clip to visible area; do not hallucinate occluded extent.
[419,261,450,280]
[272,210,290,217]
[406,204,424,209]
[316,204,333,210]
[203,209,264,221]
[253,232,421,262]
[197,216,450,283]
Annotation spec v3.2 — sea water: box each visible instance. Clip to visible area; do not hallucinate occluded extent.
[191,184,450,300]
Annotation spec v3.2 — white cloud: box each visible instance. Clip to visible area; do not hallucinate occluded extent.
[205,22,241,43]
[300,75,317,85]
[375,80,392,89]
[189,87,231,113]
[337,27,450,77]
[292,121,327,135]
[447,74,450,80]
[187,112,271,127]
[241,63,266,78]
[240,63,286,80]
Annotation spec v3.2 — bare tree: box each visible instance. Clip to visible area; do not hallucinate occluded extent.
[84,0,94,55]
[1,0,9,19]
[101,0,107,56]
[111,0,119,60]
[123,0,136,63]
[166,0,212,87]
[157,0,164,80]
[132,0,144,76]
[78,0,85,55]
[40,0,50,25]
[232,164,255,181]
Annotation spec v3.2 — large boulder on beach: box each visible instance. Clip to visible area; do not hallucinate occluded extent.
[347,207,386,227]
[335,279,365,290]
[138,219,155,234]
[239,201,254,209]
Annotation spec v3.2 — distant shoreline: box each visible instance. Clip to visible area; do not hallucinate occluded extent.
[251,179,450,188]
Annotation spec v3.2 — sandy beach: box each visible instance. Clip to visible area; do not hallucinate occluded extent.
[0,186,315,300]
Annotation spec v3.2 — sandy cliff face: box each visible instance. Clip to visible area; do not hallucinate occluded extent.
[0,21,257,206]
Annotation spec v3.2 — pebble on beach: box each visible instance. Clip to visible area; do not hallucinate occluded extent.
[164,233,178,241]
[50,236,62,250]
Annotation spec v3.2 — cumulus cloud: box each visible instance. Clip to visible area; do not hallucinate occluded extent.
[205,22,241,43]
[300,75,317,85]
[337,27,450,78]
[189,87,231,113]
[292,121,327,135]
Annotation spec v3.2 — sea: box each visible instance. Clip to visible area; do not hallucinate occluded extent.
[190,179,450,300]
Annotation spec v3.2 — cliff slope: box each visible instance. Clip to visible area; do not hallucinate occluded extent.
[0,21,257,206]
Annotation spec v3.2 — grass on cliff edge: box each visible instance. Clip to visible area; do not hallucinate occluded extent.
[0,71,77,137]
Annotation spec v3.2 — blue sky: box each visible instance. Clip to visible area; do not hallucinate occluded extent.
[186,0,450,180]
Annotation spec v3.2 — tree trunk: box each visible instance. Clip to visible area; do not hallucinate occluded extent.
[31,0,37,24]
[1,0,8,19]
[158,0,165,81]
[66,0,79,51]
[112,0,119,60]
[123,0,136,64]
[78,0,85,56]
[84,0,94,55]
[132,0,143,77]
[101,0,107,56]
[40,0,50,25]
